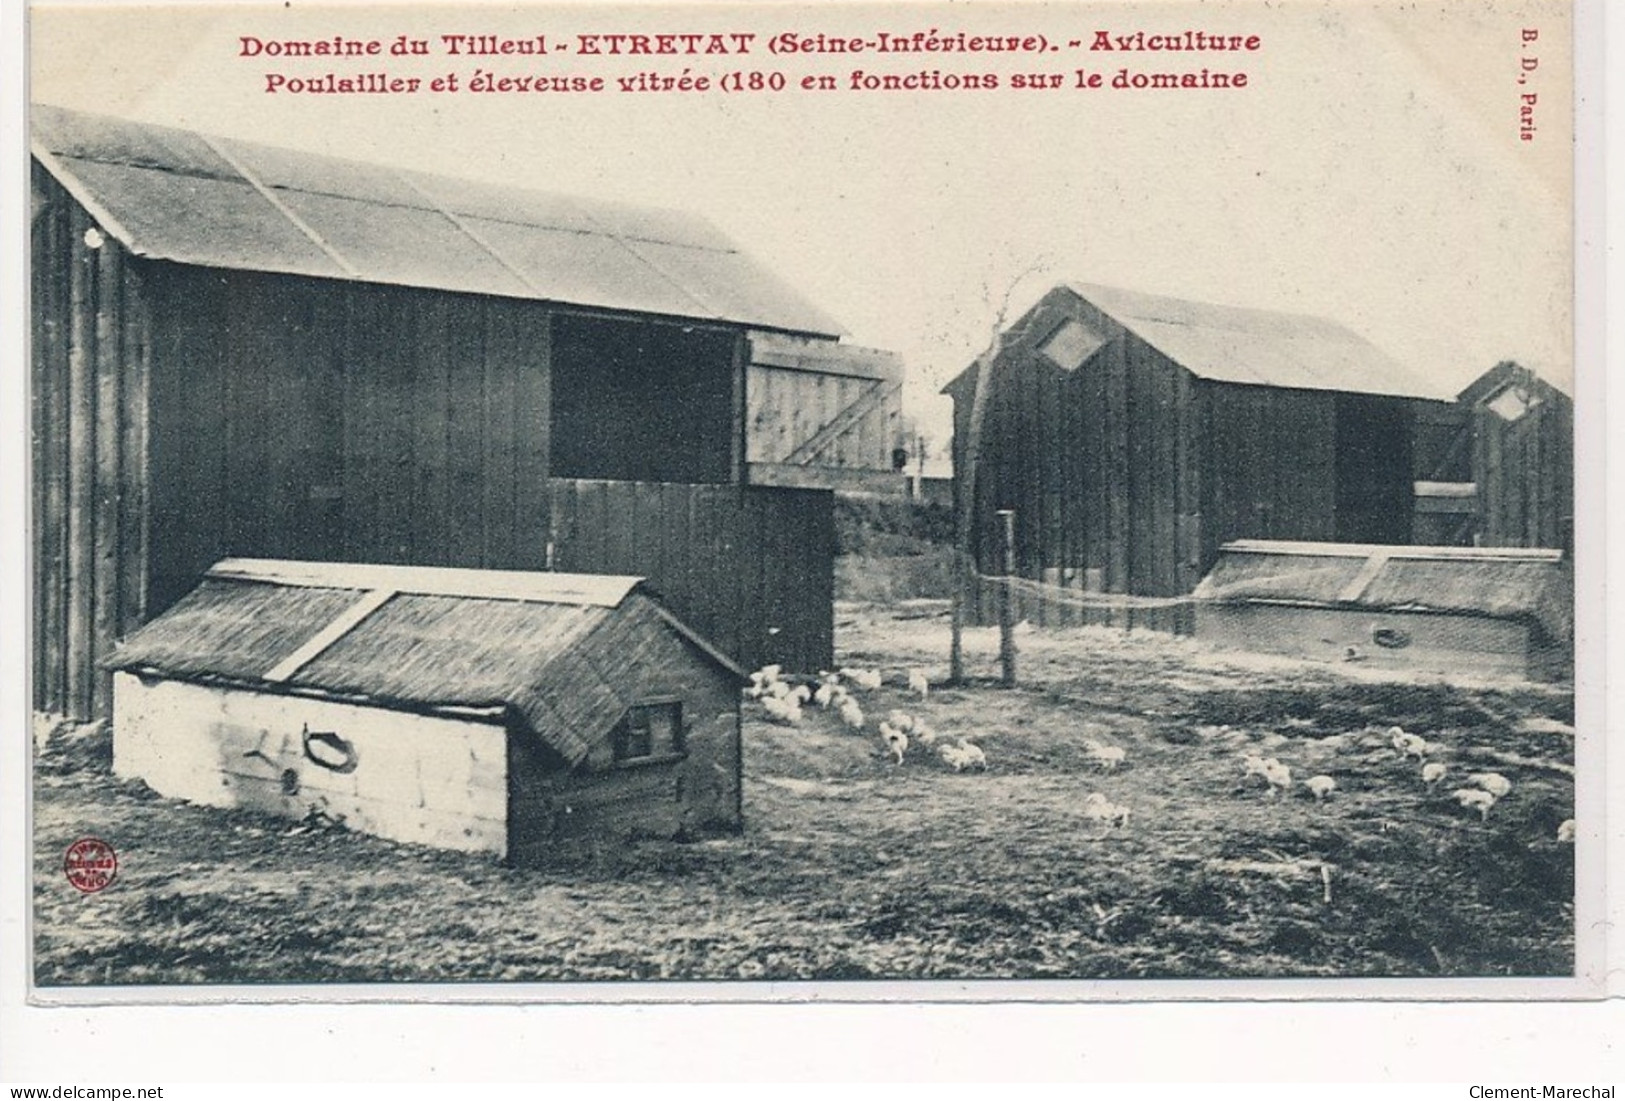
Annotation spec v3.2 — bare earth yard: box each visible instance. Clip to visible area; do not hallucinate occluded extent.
[34,603,1574,985]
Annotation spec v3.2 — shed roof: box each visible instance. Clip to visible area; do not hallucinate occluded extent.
[1457,359,1574,404]
[32,103,843,337]
[944,282,1445,400]
[107,560,743,766]
[1064,282,1446,400]
[1192,540,1571,642]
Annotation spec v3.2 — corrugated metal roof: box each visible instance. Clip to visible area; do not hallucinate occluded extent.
[108,561,742,765]
[1064,282,1447,400]
[32,103,844,336]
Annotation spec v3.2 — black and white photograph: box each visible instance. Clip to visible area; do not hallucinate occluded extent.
[15,0,1606,1005]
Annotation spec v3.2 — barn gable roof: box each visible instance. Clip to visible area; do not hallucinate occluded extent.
[31,103,843,337]
[106,560,744,766]
[1065,282,1445,399]
[1457,359,1573,405]
[943,281,1445,400]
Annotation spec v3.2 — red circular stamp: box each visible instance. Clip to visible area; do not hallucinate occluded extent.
[64,837,118,894]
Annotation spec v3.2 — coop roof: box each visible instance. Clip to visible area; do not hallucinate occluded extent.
[31,103,843,337]
[106,559,744,766]
[1192,540,1571,641]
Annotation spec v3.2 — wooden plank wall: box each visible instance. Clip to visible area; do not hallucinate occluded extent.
[143,269,555,618]
[31,166,151,720]
[951,288,1196,631]
[506,595,742,864]
[1201,380,1338,564]
[745,365,900,470]
[1475,389,1573,553]
[546,480,834,673]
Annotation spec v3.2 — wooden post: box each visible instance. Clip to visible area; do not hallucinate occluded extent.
[950,356,996,686]
[951,330,1006,684]
[998,509,1016,686]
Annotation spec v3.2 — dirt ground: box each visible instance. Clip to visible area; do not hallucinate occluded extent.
[33,602,1575,985]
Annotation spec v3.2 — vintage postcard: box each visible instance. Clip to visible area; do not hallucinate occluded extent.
[17,0,1606,1008]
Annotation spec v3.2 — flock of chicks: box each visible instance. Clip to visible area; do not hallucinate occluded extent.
[1232,723,1575,842]
[748,665,1576,845]
[745,664,989,772]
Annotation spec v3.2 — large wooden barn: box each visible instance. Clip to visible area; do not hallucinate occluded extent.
[942,282,1464,625]
[32,104,904,721]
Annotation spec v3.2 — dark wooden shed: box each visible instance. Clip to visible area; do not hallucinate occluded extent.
[941,282,1458,625]
[1457,361,1574,554]
[31,104,885,720]
[108,560,744,863]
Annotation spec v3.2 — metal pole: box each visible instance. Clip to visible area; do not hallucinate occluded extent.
[998,508,1016,687]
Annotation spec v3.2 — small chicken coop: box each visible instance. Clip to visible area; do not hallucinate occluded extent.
[107,559,745,864]
[1192,540,1572,681]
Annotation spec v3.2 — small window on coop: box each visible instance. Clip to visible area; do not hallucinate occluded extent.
[1037,318,1106,372]
[612,701,684,762]
[1486,384,1542,422]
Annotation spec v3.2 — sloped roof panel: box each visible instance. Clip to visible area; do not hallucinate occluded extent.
[634,240,847,339]
[33,103,842,335]
[468,216,715,320]
[56,157,346,277]
[1064,281,1446,400]
[278,190,533,298]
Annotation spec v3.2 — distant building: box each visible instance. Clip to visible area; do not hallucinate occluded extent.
[941,282,1463,623]
[1457,361,1574,555]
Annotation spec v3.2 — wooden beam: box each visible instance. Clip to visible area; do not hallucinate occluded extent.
[210,557,643,605]
[745,461,907,495]
[1335,549,1391,604]
[780,378,901,465]
[1221,539,1562,561]
[262,587,397,683]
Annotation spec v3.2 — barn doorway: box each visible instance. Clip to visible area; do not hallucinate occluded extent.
[550,314,738,484]
[1333,394,1414,544]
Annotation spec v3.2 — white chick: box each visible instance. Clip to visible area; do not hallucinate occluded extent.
[955,740,987,771]
[841,667,884,692]
[1466,772,1513,799]
[911,721,938,747]
[838,698,865,730]
[1262,759,1292,797]
[761,695,801,725]
[1557,819,1576,843]
[1083,793,1131,835]
[1452,787,1497,820]
[1421,762,1448,788]
[878,722,908,765]
[1304,774,1337,801]
[907,669,930,699]
[885,710,916,733]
